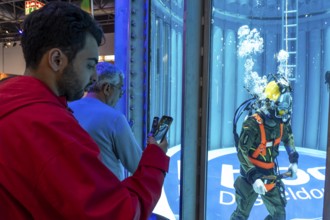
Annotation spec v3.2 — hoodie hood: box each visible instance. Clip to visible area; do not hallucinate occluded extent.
[0,76,67,119]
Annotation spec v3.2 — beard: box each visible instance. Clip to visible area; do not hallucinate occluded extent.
[57,64,85,101]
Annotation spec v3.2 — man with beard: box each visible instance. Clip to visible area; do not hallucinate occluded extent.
[0,2,169,219]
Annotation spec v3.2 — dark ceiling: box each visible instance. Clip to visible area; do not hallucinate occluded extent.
[0,0,115,43]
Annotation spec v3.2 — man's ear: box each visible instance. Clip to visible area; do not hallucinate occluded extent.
[48,48,67,72]
[103,83,113,96]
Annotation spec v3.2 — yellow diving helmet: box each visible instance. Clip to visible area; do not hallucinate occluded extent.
[263,80,292,121]
[264,81,281,101]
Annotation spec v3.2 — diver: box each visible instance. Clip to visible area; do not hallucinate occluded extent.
[230,78,299,220]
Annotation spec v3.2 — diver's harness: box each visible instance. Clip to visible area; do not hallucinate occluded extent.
[250,113,284,191]
[248,114,283,170]
[233,97,290,193]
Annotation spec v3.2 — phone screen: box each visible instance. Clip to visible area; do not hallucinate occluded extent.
[152,115,173,143]
[150,116,159,134]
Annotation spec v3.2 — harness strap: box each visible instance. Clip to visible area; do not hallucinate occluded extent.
[273,123,283,146]
[251,114,283,159]
[265,183,276,191]
[251,114,267,158]
[248,156,275,169]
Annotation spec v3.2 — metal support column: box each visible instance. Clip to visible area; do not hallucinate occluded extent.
[324,92,330,219]
[180,0,210,219]
[115,0,148,147]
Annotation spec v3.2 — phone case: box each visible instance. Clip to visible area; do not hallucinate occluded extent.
[153,115,173,142]
[150,116,159,134]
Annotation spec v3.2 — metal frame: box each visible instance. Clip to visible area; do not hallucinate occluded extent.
[323,94,330,218]
[180,0,209,219]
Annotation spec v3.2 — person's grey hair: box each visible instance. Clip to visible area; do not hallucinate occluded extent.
[88,62,124,93]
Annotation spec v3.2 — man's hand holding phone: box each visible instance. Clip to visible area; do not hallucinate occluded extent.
[148,115,173,153]
[147,135,168,153]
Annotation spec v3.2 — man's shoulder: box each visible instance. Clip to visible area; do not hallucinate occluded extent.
[69,97,109,112]
[69,97,95,107]
[0,76,68,118]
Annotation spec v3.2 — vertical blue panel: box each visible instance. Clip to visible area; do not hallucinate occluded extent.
[236,57,247,106]
[239,0,248,6]
[235,55,248,139]
[319,28,330,150]
[170,29,177,145]
[292,31,307,148]
[176,32,183,144]
[251,28,263,77]
[169,29,182,146]
[305,30,321,149]
[160,22,167,114]
[235,30,248,145]
[264,33,278,76]
[149,12,157,117]
[209,26,223,149]
[222,29,236,147]
[267,0,277,6]
[157,19,164,113]
[163,24,171,116]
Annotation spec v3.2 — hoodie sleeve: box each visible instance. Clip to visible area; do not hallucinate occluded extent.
[31,105,169,219]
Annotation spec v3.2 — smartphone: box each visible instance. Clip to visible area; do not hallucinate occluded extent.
[150,116,159,135]
[152,115,173,143]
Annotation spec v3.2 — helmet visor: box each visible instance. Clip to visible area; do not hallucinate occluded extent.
[276,92,292,116]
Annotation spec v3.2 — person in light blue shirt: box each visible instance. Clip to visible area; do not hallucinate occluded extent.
[69,62,142,180]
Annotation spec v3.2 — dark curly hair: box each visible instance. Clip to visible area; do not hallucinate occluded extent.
[21,1,104,69]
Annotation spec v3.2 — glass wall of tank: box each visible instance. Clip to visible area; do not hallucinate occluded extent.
[209,0,329,219]
[149,1,183,219]
[148,0,330,219]
[149,0,183,149]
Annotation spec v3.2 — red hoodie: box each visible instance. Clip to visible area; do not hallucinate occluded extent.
[0,76,169,220]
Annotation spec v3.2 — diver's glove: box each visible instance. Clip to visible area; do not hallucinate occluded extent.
[252,179,267,195]
[288,163,298,178]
